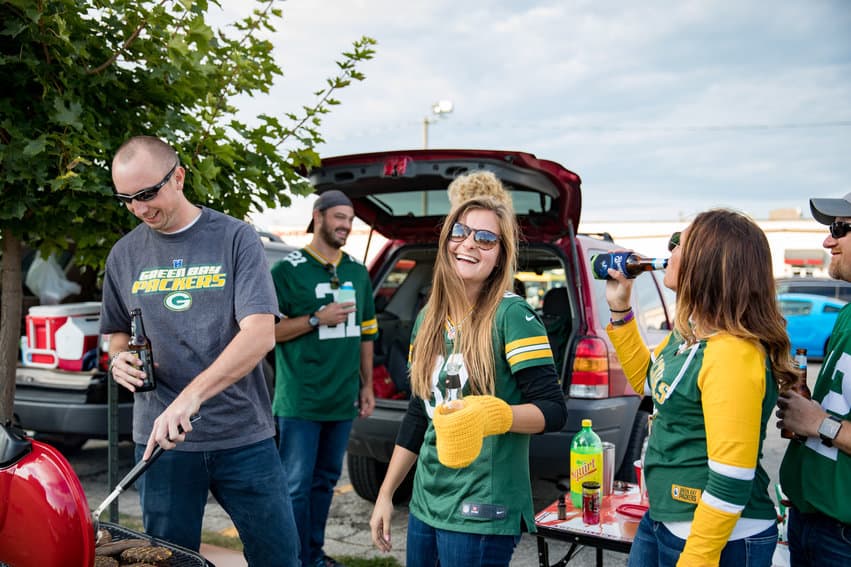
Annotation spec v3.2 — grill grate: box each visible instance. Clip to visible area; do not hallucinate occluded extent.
[102,522,214,567]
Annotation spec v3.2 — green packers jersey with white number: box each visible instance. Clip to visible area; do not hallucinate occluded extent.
[271,247,377,421]
[781,303,851,524]
[409,293,554,535]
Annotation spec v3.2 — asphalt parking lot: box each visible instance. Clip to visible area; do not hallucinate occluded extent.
[70,364,815,566]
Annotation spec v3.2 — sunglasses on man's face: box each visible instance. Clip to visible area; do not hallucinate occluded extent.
[324,263,340,289]
[114,162,178,205]
[668,231,681,252]
[830,221,851,240]
[449,222,500,250]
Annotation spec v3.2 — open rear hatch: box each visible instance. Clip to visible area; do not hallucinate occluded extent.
[307,149,581,242]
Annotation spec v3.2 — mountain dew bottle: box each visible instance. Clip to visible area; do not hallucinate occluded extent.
[570,419,603,507]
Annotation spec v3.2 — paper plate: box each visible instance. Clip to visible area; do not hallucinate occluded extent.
[616,503,649,519]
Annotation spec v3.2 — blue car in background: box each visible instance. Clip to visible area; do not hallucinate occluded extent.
[778,293,847,358]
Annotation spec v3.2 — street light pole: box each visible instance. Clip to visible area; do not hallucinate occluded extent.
[423,99,454,149]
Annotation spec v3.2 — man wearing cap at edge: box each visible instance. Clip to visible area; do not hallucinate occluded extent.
[270,190,378,567]
[776,192,851,566]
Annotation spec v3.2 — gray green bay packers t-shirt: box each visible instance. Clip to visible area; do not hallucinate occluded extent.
[99,207,279,451]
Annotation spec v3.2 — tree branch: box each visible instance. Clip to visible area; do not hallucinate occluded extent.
[192,0,276,161]
[85,0,169,75]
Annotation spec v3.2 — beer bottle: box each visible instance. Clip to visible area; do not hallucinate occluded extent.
[129,308,156,392]
[591,252,668,280]
[781,347,811,441]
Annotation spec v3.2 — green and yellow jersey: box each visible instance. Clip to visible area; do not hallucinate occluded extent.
[609,320,777,564]
[409,293,554,535]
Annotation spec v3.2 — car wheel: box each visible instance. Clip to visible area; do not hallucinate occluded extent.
[347,453,413,504]
[615,409,650,483]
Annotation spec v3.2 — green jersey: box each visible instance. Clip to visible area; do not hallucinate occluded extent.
[409,293,555,535]
[271,246,377,421]
[780,303,851,524]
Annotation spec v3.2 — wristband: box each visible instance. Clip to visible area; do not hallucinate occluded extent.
[610,306,632,313]
[610,311,635,327]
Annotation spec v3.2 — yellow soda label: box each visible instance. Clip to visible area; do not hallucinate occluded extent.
[570,451,602,505]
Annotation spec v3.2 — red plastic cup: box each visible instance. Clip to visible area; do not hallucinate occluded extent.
[633,460,642,490]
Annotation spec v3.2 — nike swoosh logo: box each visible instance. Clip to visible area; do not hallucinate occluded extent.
[525,315,534,321]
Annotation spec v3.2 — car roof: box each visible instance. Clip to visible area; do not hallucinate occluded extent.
[776,277,851,287]
[306,149,581,242]
[777,292,848,307]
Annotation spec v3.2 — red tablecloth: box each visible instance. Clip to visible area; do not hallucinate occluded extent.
[535,483,647,545]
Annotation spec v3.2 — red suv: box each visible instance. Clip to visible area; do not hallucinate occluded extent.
[306,149,673,501]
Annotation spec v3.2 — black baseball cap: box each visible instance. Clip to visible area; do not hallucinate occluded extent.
[810,191,851,225]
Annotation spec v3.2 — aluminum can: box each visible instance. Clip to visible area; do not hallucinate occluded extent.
[602,442,615,496]
[582,481,601,524]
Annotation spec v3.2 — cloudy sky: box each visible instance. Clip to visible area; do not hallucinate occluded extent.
[220,0,851,227]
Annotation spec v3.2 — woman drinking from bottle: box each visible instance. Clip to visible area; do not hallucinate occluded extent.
[606,209,795,567]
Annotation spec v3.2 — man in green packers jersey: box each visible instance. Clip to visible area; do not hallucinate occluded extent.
[777,192,851,566]
[271,190,378,567]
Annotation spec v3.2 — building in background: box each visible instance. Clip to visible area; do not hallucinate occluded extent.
[256,209,828,279]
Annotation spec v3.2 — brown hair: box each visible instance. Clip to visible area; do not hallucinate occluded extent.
[674,209,796,389]
[409,172,518,399]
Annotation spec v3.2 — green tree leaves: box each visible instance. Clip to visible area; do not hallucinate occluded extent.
[0,0,376,419]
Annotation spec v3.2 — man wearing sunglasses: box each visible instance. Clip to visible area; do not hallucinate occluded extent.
[100,136,298,566]
[777,192,851,566]
[270,189,378,567]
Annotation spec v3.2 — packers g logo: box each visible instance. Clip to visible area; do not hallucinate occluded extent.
[164,291,192,311]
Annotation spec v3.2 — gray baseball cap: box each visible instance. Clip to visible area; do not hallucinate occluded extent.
[810,191,851,225]
[313,190,353,212]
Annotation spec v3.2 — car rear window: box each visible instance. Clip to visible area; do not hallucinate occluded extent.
[779,299,813,316]
[363,188,551,217]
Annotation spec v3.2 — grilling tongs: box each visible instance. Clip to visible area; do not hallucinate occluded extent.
[92,414,201,543]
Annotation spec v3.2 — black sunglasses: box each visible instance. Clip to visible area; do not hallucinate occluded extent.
[114,161,179,204]
[449,222,500,250]
[324,263,340,289]
[668,231,681,252]
[830,221,851,240]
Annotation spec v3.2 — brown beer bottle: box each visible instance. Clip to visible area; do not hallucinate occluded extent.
[129,308,156,392]
[781,347,811,441]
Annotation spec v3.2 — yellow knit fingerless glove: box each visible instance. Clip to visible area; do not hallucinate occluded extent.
[433,395,514,469]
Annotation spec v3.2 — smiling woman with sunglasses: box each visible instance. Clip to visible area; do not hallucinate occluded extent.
[369,171,566,567]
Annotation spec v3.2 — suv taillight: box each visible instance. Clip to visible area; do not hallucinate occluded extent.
[569,336,609,399]
[98,334,110,372]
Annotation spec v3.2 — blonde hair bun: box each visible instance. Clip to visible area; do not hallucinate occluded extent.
[447,171,513,210]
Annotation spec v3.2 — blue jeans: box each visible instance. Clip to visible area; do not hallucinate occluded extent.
[628,513,777,567]
[277,417,353,567]
[135,438,299,567]
[788,507,851,566]
[406,512,521,567]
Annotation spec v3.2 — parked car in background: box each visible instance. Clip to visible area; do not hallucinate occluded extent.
[778,292,847,358]
[303,149,674,502]
[776,277,851,302]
